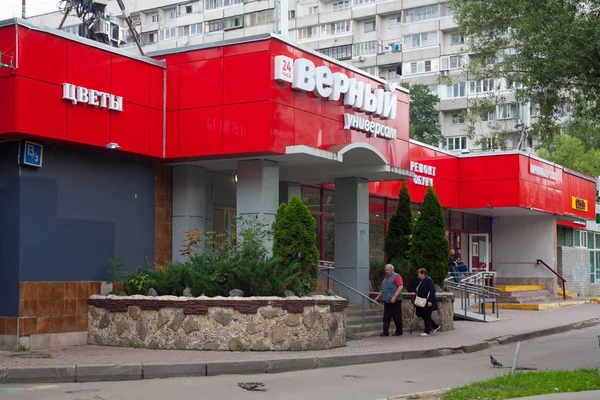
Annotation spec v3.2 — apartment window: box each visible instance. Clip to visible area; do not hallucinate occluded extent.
[364,20,376,33]
[452,113,465,125]
[289,10,296,19]
[224,0,243,5]
[334,20,350,34]
[404,5,439,23]
[407,60,432,75]
[470,79,495,94]
[497,104,516,120]
[205,0,223,10]
[319,45,352,60]
[224,15,243,29]
[427,84,438,94]
[169,9,177,19]
[309,6,319,15]
[205,19,224,32]
[333,1,349,12]
[244,9,275,27]
[387,66,401,79]
[131,14,141,25]
[297,26,319,40]
[151,14,158,23]
[61,24,81,36]
[446,82,466,98]
[404,31,438,49]
[159,27,177,41]
[353,41,379,56]
[530,103,541,117]
[355,0,376,4]
[179,2,199,14]
[451,33,464,45]
[446,136,468,151]
[142,31,158,43]
[389,15,401,28]
[481,137,496,151]
[480,110,494,122]
[440,2,454,17]
[360,66,378,76]
[574,229,588,248]
[178,23,203,37]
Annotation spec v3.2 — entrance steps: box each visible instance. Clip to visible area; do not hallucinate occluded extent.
[496,285,558,304]
[558,286,578,299]
[345,304,393,338]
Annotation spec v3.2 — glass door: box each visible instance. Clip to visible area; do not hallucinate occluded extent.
[469,233,489,273]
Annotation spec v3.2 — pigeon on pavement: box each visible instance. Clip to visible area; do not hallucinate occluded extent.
[490,355,503,368]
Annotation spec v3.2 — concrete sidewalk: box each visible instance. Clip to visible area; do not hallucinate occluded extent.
[507,390,600,400]
[0,304,599,384]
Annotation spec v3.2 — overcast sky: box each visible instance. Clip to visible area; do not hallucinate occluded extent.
[0,0,59,20]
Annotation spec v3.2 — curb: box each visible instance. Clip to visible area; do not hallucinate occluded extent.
[2,317,600,385]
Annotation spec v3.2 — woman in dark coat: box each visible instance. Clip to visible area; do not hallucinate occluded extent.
[415,268,440,337]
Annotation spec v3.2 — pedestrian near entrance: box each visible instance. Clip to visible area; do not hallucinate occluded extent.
[415,268,440,337]
[373,264,403,337]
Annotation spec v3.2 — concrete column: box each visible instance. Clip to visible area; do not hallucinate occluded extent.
[334,177,370,304]
[279,181,302,204]
[172,165,208,262]
[236,160,279,254]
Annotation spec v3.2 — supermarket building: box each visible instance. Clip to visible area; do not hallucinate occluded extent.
[0,18,596,348]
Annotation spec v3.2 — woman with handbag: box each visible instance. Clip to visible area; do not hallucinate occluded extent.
[414,268,440,337]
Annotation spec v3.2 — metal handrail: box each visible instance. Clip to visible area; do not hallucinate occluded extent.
[445,273,501,321]
[320,270,379,335]
[536,259,567,300]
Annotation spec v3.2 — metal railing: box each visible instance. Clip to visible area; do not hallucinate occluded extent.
[319,261,378,333]
[445,271,501,321]
[537,259,567,300]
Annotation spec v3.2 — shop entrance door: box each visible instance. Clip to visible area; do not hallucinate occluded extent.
[469,233,490,273]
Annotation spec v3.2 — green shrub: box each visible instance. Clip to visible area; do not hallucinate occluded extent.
[385,181,414,263]
[273,196,320,295]
[391,258,419,292]
[408,187,449,288]
[369,259,387,292]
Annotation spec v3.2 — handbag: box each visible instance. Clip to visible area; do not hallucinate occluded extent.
[414,282,430,308]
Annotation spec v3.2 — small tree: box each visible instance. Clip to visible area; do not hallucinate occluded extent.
[273,196,320,295]
[408,187,449,288]
[385,181,414,263]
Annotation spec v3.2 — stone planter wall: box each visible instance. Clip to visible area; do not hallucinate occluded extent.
[401,293,454,332]
[87,295,348,351]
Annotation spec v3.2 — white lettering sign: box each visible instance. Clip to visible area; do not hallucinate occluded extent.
[529,163,556,181]
[410,161,436,187]
[62,83,124,112]
[274,55,397,120]
[343,114,396,140]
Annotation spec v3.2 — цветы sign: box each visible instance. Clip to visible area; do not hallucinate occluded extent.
[62,83,124,112]
[274,55,398,140]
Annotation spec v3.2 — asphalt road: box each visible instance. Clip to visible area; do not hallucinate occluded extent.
[1,326,599,400]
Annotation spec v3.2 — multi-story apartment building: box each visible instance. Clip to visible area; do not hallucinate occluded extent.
[28,0,567,153]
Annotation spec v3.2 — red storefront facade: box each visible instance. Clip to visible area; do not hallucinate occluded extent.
[0,19,596,348]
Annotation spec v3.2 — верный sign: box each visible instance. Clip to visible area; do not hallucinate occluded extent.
[62,83,124,112]
[274,55,398,139]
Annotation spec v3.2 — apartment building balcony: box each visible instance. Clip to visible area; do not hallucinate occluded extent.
[376,0,402,15]
[318,10,352,24]
[224,4,245,18]
[403,0,439,9]
[244,0,275,14]
[401,20,440,35]
[295,15,320,28]
[439,17,458,31]
[439,97,468,111]
[176,13,204,26]
[402,46,440,62]
[351,54,378,68]
[376,50,403,65]
[352,4,377,20]
[204,8,225,21]
[316,35,354,49]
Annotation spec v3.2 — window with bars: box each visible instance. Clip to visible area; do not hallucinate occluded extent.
[319,45,352,60]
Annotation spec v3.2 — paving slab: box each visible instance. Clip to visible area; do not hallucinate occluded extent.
[0,304,599,384]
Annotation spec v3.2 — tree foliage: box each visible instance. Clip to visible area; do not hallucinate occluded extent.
[385,181,413,263]
[450,0,600,146]
[273,195,320,295]
[408,188,449,288]
[537,135,600,178]
[402,83,443,146]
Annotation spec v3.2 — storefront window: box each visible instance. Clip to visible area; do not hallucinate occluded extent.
[369,197,385,219]
[370,221,385,261]
[323,189,335,214]
[451,210,463,230]
[464,213,478,232]
[301,186,320,212]
[387,199,398,215]
[324,216,335,261]
[479,216,491,233]
[557,226,573,247]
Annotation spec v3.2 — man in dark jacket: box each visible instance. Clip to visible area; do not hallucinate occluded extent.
[415,268,440,337]
[374,264,403,337]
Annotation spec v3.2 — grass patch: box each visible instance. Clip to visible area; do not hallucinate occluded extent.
[443,369,600,400]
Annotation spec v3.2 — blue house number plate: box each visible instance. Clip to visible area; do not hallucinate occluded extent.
[19,140,43,168]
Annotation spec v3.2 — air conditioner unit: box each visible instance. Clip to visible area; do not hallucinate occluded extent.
[91,19,111,37]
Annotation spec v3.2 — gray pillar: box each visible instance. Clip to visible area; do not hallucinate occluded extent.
[279,181,302,204]
[334,177,369,304]
[236,160,279,254]
[172,165,208,262]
